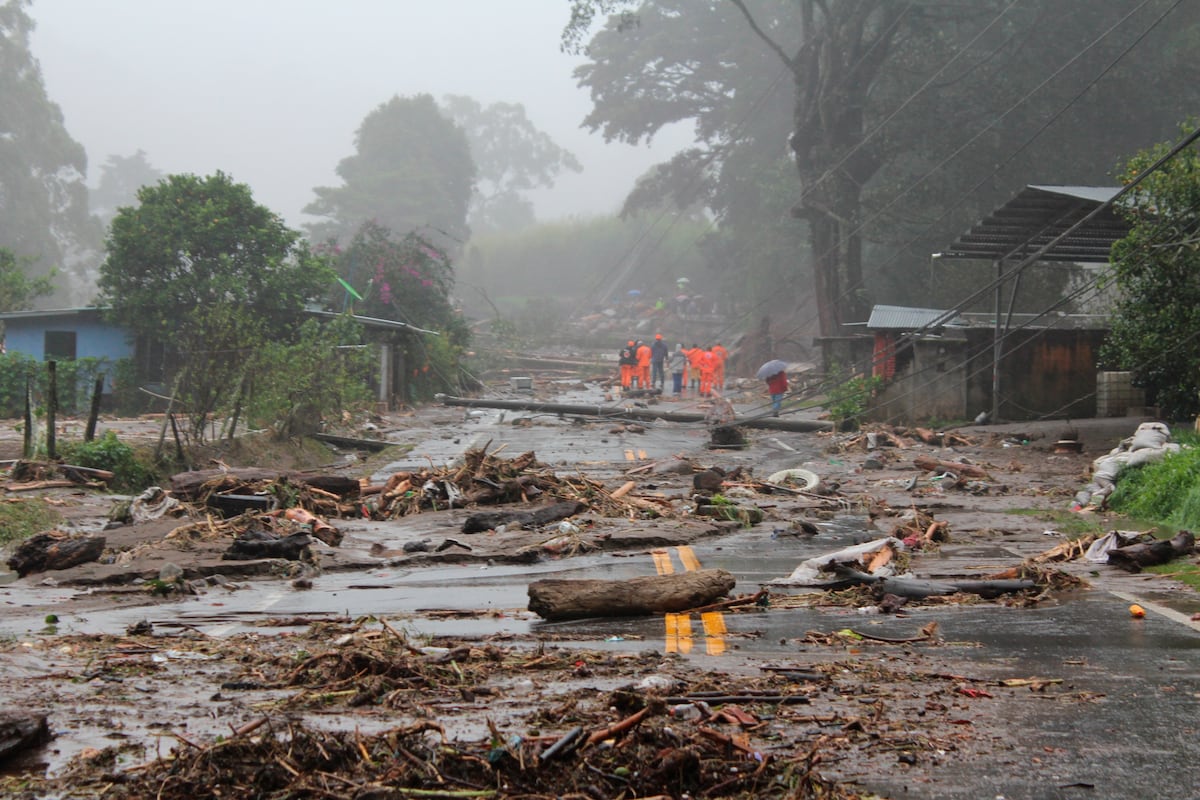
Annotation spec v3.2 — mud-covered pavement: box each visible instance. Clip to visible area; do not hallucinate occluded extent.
[2,380,1200,799]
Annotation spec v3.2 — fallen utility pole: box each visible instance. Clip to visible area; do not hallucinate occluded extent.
[436,395,832,433]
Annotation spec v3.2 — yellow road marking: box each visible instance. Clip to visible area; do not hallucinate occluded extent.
[701,611,728,655]
[651,549,674,575]
[676,545,700,572]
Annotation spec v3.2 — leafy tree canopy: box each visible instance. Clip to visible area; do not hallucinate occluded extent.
[441,94,582,235]
[305,95,476,255]
[0,246,53,312]
[0,0,99,297]
[1102,125,1200,419]
[91,149,163,228]
[565,0,1200,335]
[322,221,470,401]
[99,171,332,343]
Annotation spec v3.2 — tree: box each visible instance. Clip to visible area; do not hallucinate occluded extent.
[90,150,163,228]
[566,1,1200,336]
[99,172,334,439]
[305,95,476,254]
[325,220,470,402]
[441,95,582,234]
[0,246,53,312]
[0,0,98,295]
[1101,127,1200,419]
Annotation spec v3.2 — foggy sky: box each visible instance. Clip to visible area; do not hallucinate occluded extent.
[29,0,693,229]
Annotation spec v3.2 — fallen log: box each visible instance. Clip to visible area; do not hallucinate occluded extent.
[0,711,51,761]
[461,501,587,534]
[912,455,990,479]
[170,468,360,500]
[222,531,312,561]
[6,532,106,577]
[1106,530,1195,572]
[528,568,736,621]
[827,562,1036,599]
[11,460,115,484]
[437,395,833,433]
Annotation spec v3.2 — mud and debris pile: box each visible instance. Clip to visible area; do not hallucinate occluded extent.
[4,617,1083,799]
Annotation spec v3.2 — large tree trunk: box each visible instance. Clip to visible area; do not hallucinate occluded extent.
[0,711,50,760]
[528,568,736,621]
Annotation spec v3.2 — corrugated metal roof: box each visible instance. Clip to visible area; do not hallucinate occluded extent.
[940,185,1129,263]
[866,304,965,330]
[0,306,105,320]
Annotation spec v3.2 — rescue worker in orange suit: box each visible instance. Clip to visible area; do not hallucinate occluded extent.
[635,339,652,389]
[698,347,716,397]
[686,344,705,392]
[711,342,728,390]
[619,340,636,389]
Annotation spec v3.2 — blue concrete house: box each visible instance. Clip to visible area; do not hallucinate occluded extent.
[0,307,133,363]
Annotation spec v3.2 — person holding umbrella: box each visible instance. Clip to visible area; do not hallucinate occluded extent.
[757,359,789,416]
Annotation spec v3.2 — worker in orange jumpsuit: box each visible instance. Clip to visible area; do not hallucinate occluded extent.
[635,340,652,389]
[697,347,716,397]
[711,342,728,390]
[685,343,705,392]
[619,340,636,389]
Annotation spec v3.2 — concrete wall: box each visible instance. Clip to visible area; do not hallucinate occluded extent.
[3,311,133,362]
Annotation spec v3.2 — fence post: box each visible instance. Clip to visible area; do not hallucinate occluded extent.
[85,375,105,442]
[22,376,33,459]
[46,360,57,459]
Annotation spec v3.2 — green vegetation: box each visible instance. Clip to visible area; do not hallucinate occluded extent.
[824,370,883,431]
[1102,122,1200,419]
[0,355,133,418]
[0,497,60,546]
[59,431,158,492]
[1108,438,1200,529]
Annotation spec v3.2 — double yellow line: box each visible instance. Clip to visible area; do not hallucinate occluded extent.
[653,545,728,655]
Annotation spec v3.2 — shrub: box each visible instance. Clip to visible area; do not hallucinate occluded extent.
[59,431,159,492]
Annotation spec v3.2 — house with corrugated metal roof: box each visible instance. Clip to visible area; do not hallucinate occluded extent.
[824,185,1143,424]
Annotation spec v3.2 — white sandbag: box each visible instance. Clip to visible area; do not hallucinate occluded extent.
[767,536,905,586]
[1129,422,1171,451]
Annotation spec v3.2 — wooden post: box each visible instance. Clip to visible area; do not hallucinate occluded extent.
[22,376,33,459]
[85,375,104,442]
[168,412,186,464]
[46,361,57,459]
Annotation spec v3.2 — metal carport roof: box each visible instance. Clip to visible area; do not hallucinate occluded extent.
[939,185,1129,263]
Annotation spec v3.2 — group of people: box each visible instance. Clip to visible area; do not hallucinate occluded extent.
[617,336,729,398]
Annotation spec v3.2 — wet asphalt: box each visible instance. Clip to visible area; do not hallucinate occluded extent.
[4,383,1200,797]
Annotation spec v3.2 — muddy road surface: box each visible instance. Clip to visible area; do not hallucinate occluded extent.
[1,381,1199,799]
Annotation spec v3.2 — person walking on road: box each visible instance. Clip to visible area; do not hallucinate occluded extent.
[635,339,652,389]
[651,334,669,389]
[765,369,788,416]
[619,340,636,390]
[669,343,687,395]
[711,342,728,390]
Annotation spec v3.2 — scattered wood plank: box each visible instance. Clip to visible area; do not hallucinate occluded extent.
[528,568,736,621]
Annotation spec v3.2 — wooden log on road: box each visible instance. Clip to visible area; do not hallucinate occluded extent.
[7,532,106,577]
[1107,530,1195,572]
[170,467,360,500]
[528,568,736,620]
[462,500,586,534]
[912,454,990,479]
[0,711,50,761]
